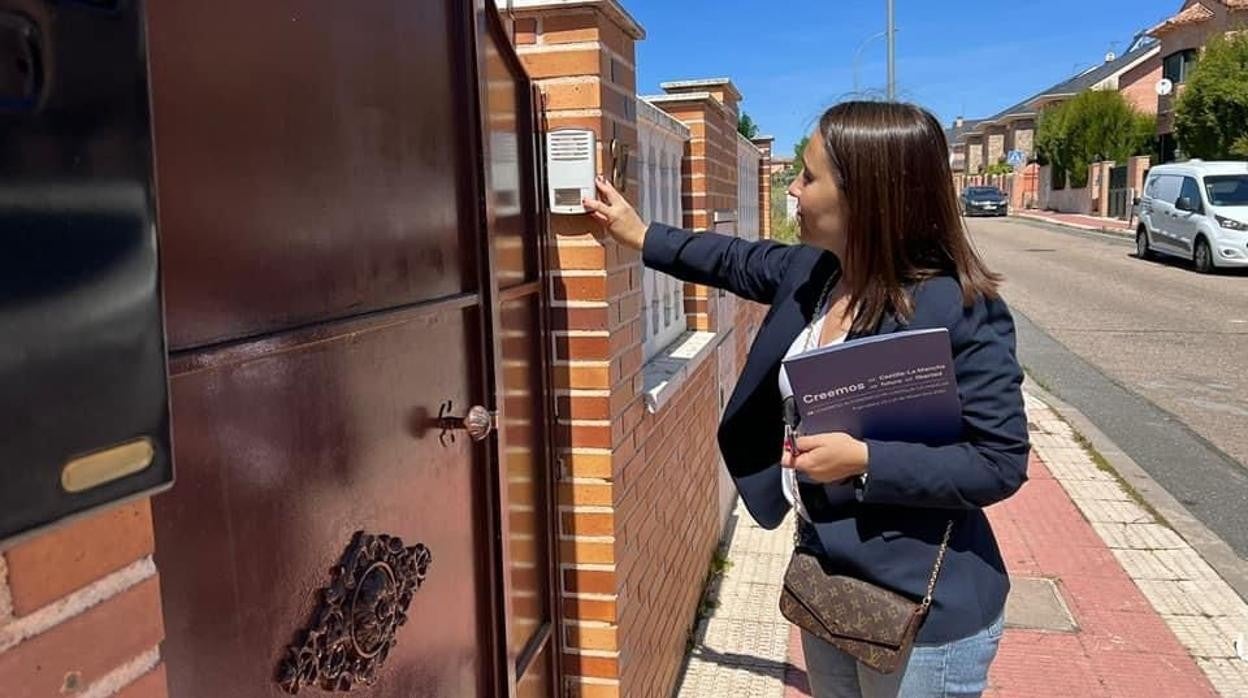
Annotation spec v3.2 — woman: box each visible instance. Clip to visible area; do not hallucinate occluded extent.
[584,101,1029,697]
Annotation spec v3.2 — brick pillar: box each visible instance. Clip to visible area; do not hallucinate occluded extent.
[1128,155,1151,204]
[1098,161,1114,218]
[0,501,167,697]
[752,136,775,239]
[1009,170,1026,211]
[511,3,644,696]
[647,78,743,333]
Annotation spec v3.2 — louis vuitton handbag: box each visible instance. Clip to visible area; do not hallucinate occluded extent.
[779,521,953,674]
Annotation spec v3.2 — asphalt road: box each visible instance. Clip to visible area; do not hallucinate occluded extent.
[968,216,1248,557]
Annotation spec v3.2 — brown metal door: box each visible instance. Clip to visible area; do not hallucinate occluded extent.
[147,1,556,696]
[158,308,492,696]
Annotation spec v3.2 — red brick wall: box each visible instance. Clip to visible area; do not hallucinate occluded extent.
[0,501,167,697]
[1127,155,1152,198]
[516,9,768,694]
[514,7,644,696]
[622,80,761,696]
[519,10,767,697]
[1120,55,1163,115]
[651,88,740,333]
[615,361,723,697]
[1151,6,1247,135]
[753,137,775,239]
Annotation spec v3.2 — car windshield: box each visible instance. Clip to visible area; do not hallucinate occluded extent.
[967,188,1003,199]
[1204,175,1248,206]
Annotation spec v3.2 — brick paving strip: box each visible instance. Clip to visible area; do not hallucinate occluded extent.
[676,386,1248,697]
[1018,392,1248,696]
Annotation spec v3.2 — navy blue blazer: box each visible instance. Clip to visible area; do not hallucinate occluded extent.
[643,223,1030,643]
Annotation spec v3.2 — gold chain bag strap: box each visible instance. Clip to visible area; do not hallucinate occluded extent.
[778,276,953,673]
[779,522,953,674]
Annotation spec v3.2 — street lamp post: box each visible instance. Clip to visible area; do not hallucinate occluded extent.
[852,30,888,93]
[886,0,896,100]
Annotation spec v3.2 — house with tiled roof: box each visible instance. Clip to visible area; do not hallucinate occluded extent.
[1148,0,1248,161]
[945,117,984,173]
[952,37,1161,176]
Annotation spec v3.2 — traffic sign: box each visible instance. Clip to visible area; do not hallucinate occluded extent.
[1007,150,1026,167]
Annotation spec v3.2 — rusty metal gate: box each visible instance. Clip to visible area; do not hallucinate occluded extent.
[1108,164,1130,220]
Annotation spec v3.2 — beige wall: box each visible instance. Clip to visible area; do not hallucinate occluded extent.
[1038,163,1093,214]
[1014,128,1035,158]
[1006,118,1036,158]
[966,137,985,173]
[950,143,968,172]
[986,126,1007,166]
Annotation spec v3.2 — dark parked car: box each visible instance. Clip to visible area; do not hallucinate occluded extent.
[960,186,1010,217]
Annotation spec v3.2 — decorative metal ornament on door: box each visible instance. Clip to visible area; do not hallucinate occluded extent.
[277,532,433,694]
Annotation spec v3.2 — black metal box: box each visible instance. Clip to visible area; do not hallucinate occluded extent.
[0,0,170,545]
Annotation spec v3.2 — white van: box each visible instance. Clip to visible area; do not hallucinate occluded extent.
[1136,160,1248,273]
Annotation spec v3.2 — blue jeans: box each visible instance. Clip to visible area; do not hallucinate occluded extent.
[801,612,1005,698]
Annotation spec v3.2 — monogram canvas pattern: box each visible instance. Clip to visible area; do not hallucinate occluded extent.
[779,550,926,674]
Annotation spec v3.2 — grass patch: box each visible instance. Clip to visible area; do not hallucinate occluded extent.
[697,596,720,618]
[685,545,735,652]
[772,215,800,245]
[1022,367,1054,395]
[1062,419,1173,529]
[1022,372,1171,528]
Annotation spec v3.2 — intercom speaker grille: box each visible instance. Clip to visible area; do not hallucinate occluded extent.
[549,131,593,162]
[554,188,582,207]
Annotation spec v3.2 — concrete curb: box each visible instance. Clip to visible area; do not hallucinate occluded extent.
[1023,380,1248,605]
[1011,212,1133,239]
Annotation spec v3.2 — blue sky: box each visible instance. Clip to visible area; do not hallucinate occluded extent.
[628,0,1181,157]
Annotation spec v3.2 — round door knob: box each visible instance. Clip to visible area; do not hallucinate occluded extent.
[461,405,494,442]
[435,401,497,445]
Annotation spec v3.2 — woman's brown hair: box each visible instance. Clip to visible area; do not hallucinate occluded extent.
[817,101,1002,334]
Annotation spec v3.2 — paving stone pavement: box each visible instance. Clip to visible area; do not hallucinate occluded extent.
[1025,391,1248,696]
[675,506,795,698]
[676,387,1248,697]
[678,389,1243,694]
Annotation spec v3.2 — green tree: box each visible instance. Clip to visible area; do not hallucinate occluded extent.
[793,135,810,173]
[772,216,800,244]
[985,161,1014,176]
[1035,89,1155,188]
[1175,32,1248,159]
[738,112,760,139]
[770,169,800,244]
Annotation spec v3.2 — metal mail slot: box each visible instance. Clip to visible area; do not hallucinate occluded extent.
[0,0,171,545]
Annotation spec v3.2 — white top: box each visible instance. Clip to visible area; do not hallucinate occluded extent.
[778,305,846,522]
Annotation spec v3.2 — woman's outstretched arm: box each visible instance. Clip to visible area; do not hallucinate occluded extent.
[584,177,804,305]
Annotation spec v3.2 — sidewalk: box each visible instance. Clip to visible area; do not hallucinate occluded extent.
[676,387,1248,697]
[1013,210,1134,236]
